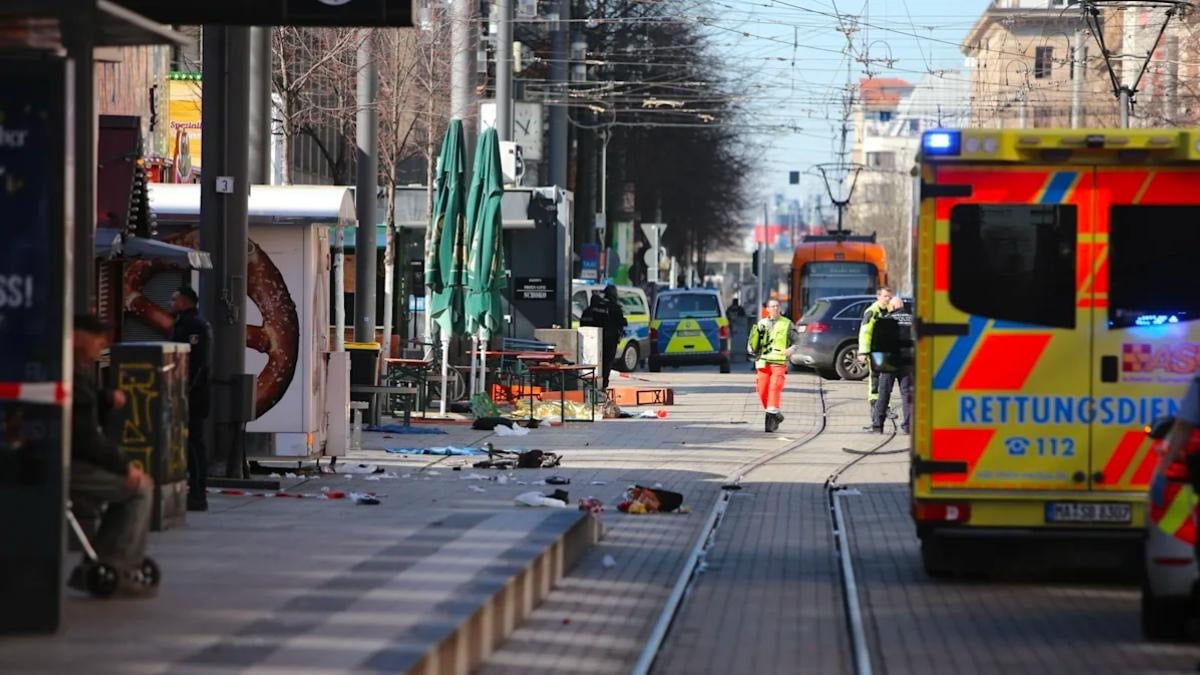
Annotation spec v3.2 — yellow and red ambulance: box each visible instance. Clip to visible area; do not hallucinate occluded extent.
[912,128,1200,575]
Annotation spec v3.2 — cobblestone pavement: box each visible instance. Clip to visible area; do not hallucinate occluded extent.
[652,375,1200,675]
[843,484,1200,675]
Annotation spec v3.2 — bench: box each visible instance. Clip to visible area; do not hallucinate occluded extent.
[350,384,419,427]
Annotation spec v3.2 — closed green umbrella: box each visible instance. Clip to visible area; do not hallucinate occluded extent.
[464,128,507,397]
[425,120,468,415]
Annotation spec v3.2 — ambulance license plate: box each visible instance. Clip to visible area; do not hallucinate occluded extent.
[1045,502,1131,524]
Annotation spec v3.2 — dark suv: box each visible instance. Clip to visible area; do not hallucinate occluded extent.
[790,294,912,380]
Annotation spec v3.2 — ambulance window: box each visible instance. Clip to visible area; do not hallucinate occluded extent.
[1109,206,1200,328]
[949,204,1077,329]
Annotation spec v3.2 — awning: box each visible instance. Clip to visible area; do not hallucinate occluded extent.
[148,184,357,228]
[0,1,190,47]
[95,228,212,269]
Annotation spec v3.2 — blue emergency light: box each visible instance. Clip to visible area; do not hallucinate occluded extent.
[922,131,961,156]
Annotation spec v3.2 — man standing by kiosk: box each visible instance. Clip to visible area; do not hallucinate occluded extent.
[170,287,212,512]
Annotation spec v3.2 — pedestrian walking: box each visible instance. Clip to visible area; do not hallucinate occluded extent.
[858,286,894,425]
[581,284,627,391]
[68,315,157,597]
[868,296,914,434]
[748,298,797,432]
[170,286,213,512]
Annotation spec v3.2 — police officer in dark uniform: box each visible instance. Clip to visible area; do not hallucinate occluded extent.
[581,284,627,391]
[170,286,213,511]
[868,296,914,434]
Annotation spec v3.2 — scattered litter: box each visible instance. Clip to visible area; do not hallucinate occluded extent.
[653,482,663,489]
[320,486,331,493]
[368,423,446,435]
[400,473,412,479]
[461,473,491,481]
[635,409,670,419]
[426,470,442,476]
[497,475,510,485]
[472,447,562,470]
[338,463,381,474]
[617,485,684,514]
[546,476,571,485]
[468,485,487,493]
[319,491,347,500]
[516,481,528,485]
[363,475,382,481]
[548,489,569,503]
[495,424,531,437]
[514,491,569,508]
[351,492,381,505]
[269,472,281,478]
[284,472,298,479]
[590,480,607,486]
[579,497,604,514]
[531,479,546,486]
[602,554,616,568]
[385,446,483,456]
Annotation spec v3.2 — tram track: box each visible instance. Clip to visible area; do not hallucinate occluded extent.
[631,373,903,675]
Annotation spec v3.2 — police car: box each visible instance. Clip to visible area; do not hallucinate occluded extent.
[571,281,651,372]
[648,289,731,373]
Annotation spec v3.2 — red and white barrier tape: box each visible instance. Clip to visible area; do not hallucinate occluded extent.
[0,381,69,405]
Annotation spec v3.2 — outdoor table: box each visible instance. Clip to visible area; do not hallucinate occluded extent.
[349,384,419,427]
[523,363,599,423]
[383,357,433,416]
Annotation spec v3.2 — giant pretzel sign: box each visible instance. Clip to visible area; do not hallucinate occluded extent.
[123,229,300,417]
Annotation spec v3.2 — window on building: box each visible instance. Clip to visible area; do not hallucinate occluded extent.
[1035,46,1053,79]
[866,151,896,169]
[949,204,1077,328]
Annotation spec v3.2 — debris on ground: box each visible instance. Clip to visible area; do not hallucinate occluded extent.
[636,409,669,419]
[494,424,531,437]
[616,485,684,514]
[385,446,484,456]
[468,485,487,493]
[472,447,562,470]
[602,554,617,568]
[579,497,604,514]
[351,492,381,505]
[546,475,571,485]
[514,491,570,508]
[368,423,447,435]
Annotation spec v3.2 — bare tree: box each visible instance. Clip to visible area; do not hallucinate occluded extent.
[271,27,360,185]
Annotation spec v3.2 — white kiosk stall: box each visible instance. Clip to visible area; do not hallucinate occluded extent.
[140,184,353,459]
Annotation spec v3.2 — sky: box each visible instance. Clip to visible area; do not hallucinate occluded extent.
[702,0,993,207]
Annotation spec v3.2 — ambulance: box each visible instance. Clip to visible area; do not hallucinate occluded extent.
[911,128,1200,576]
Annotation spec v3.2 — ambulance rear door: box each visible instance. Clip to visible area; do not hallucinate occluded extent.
[1089,167,1200,500]
[919,164,1090,493]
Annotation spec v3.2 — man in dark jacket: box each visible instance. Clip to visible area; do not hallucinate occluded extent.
[170,286,213,511]
[581,285,627,390]
[868,296,914,434]
[70,315,154,596]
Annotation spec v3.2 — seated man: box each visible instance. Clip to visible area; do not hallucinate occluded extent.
[69,315,156,597]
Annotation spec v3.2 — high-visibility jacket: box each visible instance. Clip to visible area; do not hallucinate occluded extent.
[857,301,889,355]
[749,316,795,367]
